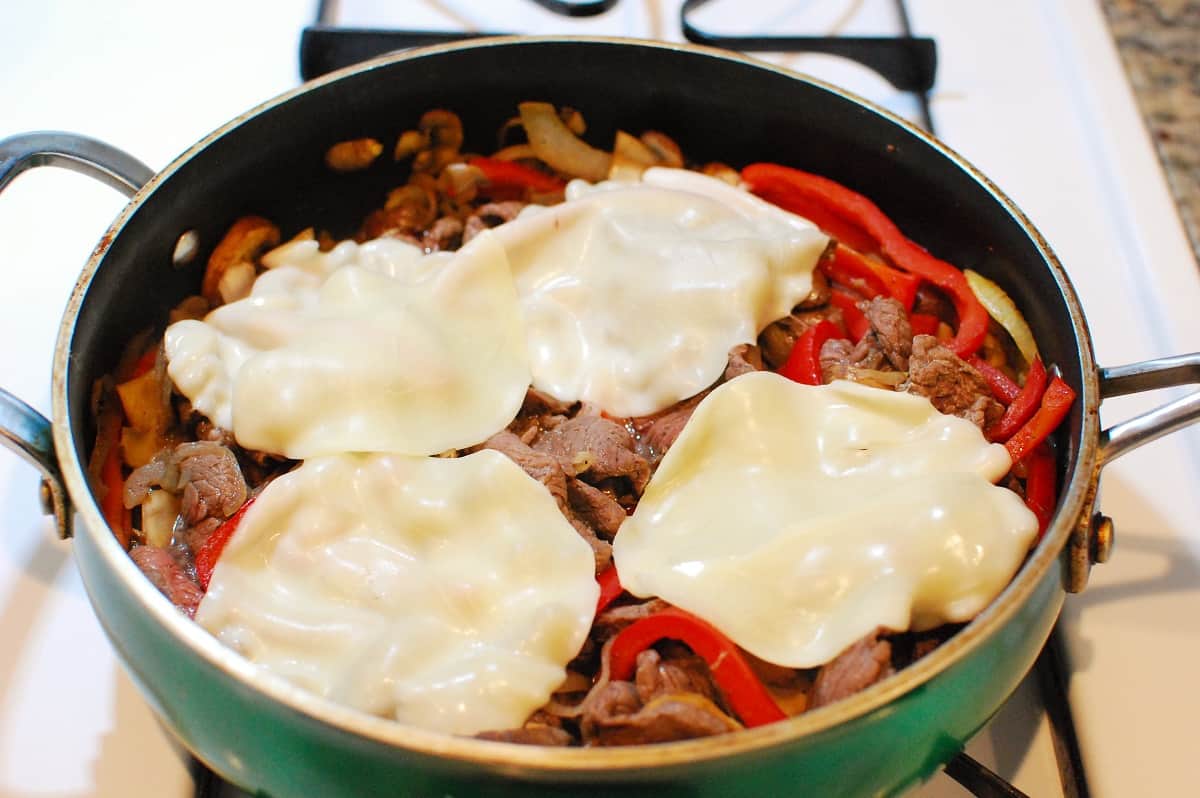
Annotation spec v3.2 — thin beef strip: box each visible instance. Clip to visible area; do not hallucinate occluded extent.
[634,648,720,706]
[176,441,247,526]
[481,430,611,572]
[129,544,203,616]
[462,200,527,243]
[124,441,247,551]
[568,478,627,540]
[797,267,832,309]
[476,724,574,746]
[904,335,1004,429]
[629,344,766,463]
[759,306,845,369]
[810,631,894,709]
[533,415,651,495]
[481,430,569,509]
[420,216,464,252]
[859,296,912,371]
[630,392,706,464]
[522,387,576,417]
[819,336,887,383]
[913,284,956,323]
[579,681,739,746]
[723,343,765,382]
[506,387,575,443]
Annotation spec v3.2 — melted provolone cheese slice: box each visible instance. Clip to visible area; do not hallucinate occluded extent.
[195,449,599,736]
[612,373,1037,668]
[164,233,529,457]
[492,167,828,416]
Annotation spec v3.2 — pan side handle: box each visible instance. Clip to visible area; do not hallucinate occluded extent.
[0,132,154,539]
[1066,353,1200,592]
[1097,353,1200,466]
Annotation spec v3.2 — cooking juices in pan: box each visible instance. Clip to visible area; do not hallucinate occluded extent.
[87,103,1074,746]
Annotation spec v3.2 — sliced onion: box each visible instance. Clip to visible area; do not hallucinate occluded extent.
[518,101,611,182]
[491,143,536,161]
[608,130,658,181]
[846,368,908,389]
[964,269,1039,365]
[140,488,181,548]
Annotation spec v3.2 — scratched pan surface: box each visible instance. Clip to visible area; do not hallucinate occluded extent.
[39,38,1097,798]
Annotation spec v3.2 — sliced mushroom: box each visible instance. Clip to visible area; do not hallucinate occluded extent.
[324,138,383,172]
[201,216,280,306]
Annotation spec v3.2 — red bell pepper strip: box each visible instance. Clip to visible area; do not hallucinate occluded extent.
[741,163,990,359]
[195,497,256,591]
[823,245,922,311]
[778,319,841,386]
[968,356,1021,404]
[819,246,890,302]
[863,257,921,311]
[909,313,941,338]
[129,347,158,379]
[986,357,1048,442]
[99,434,130,548]
[1023,443,1057,538]
[608,607,787,728]
[468,156,566,196]
[829,289,872,342]
[1004,376,1075,464]
[596,564,624,614]
[751,185,879,254]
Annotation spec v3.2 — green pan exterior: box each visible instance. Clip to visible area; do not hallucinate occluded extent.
[73,513,1065,798]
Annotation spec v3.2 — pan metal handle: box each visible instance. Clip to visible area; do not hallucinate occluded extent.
[1065,353,1200,592]
[0,132,154,539]
[1097,353,1200,465]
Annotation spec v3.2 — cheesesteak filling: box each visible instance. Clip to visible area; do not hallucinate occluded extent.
[90,104,1073,746]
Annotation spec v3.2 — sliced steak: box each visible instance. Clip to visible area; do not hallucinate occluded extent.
[819,336,887,384]
[580,682,740,746]
[571,518,613,574]
[475,724,574,746]
[630,392,706,463]
[482,430,610,573]
[183,516,223,553]
[481,430,569,511]
[506,387,575,442]
[759,306,845,369]
[593,598,673,642]
[130,544,203,616]
[176,441,247,526]
[723,343,765,382]
[633,648,719,706]
[904,335,1004,429]
[568,478,627,540]
[522,387,576,417]
[859,296,912,371]
[913,284,956,323]
[533,416,651,495]
[462,200,527,243]
[421,216,464,252]
[811,631,894,709]
[797,267,832,309]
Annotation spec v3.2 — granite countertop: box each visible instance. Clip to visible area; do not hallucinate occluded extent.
[1102,0,1200,263]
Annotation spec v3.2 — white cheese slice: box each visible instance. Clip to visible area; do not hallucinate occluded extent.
[164,232,530,457]
[612,372,1037,668]
[492,167,829,417]
[195,449,599,736]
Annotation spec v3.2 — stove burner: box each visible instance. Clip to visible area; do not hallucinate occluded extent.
[299,0,937,132]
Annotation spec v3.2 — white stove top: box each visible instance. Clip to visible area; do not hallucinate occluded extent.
[2,2,1198,796]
